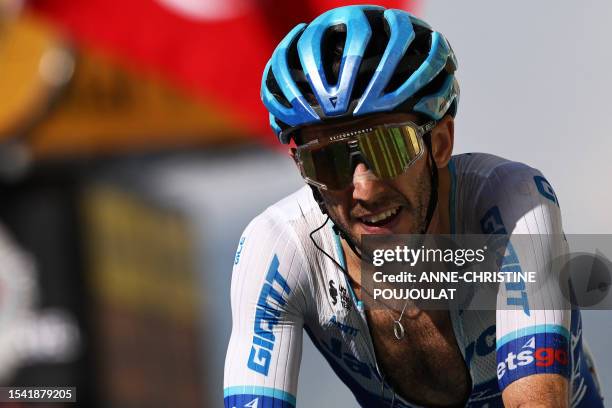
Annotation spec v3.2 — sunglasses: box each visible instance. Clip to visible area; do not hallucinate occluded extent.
[292,120,436,191]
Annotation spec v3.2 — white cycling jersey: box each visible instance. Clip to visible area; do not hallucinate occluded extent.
[224,153,603,407]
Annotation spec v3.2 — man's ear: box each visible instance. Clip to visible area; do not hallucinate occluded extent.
[430,115,454,168]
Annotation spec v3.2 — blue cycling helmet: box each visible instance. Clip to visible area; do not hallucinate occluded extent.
[261,5,459,143]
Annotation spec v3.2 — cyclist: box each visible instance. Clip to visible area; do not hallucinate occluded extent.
[224,5,603,407]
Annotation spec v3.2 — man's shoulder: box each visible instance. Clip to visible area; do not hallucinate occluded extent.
[452,152,549,198]
[244,185,326,239]
[452,153,561,233]
[452,152,539,179]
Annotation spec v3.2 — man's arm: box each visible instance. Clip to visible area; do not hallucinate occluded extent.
[480,162,571,406]
[502,374,568,408]
[224,211,309,408]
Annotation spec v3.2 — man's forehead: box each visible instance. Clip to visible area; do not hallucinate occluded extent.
[295,112,421,145]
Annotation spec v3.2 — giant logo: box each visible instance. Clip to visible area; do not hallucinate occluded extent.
[480,206,530,316]
[247,255,291,376]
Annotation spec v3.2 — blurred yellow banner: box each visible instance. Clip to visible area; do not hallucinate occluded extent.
[1,13,252,159]
[0,13,64,141]
[28,49,251,158]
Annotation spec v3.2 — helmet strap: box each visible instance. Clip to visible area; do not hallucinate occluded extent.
[421,133,439,235]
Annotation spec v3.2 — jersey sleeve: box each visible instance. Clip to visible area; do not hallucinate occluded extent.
[477,162,572,391]
[224,209,311,408]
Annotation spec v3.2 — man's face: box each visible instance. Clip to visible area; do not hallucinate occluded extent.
[297,112,433,248]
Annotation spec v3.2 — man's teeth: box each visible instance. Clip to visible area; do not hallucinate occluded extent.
[361,207,400,224]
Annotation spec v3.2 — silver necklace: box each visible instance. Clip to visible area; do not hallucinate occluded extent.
[392,299,410,340]
[352,280,411,340]
[354,282,411,340]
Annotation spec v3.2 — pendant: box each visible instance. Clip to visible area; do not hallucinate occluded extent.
[393,320,405,340]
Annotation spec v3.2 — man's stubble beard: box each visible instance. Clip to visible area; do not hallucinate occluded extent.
[322,166,432,258]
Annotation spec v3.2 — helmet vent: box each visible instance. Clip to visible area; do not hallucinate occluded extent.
[383,24,432,94]
[321,24,346,88]
[287,34,319,106]
[266,69,292,108]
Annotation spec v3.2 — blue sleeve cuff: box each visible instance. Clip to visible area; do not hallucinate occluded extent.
[224,386,296,408]
[496,329,570,390]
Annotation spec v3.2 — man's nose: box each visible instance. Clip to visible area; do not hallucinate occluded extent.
[352,162,384,201]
